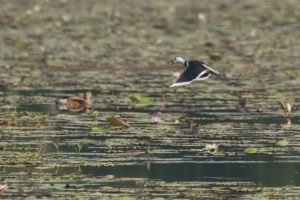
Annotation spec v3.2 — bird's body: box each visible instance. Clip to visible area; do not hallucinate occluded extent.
[170,57,220,87]
[58,96,91,107]
[56,91,92,112]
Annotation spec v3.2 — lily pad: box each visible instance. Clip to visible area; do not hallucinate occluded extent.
[129,94,153,103]
[91,126,108,133]
[244,148,258,154]
[277,139,288,147]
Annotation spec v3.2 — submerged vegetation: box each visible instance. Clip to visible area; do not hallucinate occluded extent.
[0,0,299,199]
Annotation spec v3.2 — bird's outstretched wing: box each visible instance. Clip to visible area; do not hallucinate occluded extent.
[201,63,220,75]
[189,61,220,75]
[170,66,206,87]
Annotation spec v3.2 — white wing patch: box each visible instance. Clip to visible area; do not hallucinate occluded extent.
[195,70,211,81]
[202,64,220,75]
[170,70,211,87]
[169,64,217,87]
[169,81,192,87]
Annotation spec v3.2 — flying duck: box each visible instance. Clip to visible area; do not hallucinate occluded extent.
[170,57,220,87]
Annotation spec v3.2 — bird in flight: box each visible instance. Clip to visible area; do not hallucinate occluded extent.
[169,57,220,87]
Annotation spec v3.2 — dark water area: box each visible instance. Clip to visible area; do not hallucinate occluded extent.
[3,160,300,188]
[78,162,300,187]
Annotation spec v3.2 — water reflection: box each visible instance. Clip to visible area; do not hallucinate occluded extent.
[2,161,300,187]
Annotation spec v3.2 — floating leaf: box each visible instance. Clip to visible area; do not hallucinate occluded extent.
[256,139,276,143]
[277,139,288,147]
[20,115,30,119]
[129,94,153,103]
[107,117,131,127]
[91,126,108,133]
[241,94,255,99]
[20,113,47,119]
[14,87,33,90]
[15,40,26,47]
[56,114,69,118]
[209,53,222,61]
[244,147,258,154]
[0,184,8,194]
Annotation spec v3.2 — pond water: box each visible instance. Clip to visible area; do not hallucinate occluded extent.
[1,83,299,198]
[1,0,300,199]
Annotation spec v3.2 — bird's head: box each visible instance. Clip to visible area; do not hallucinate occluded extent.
[171,57,185,65]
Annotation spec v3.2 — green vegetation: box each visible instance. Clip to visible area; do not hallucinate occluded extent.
[0,0,299,199]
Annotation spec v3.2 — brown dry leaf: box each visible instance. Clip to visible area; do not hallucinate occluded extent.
[0,184,8,195]
[107,117,131,127]
[104,174,115,179]
[279,102,292,117]
[189,119,193,130]
[264,20,273,27]
[161,94,166,102]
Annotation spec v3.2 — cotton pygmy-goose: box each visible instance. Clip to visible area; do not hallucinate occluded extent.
[56,91,92,112]
[169,57,220,87]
